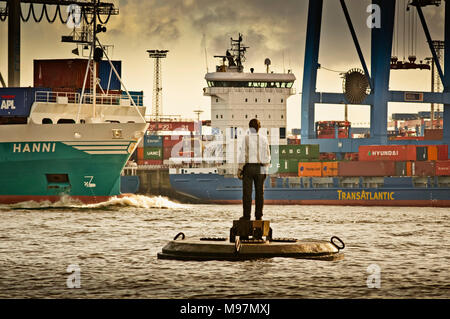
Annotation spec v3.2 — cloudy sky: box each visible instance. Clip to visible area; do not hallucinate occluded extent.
[0,0,445,130]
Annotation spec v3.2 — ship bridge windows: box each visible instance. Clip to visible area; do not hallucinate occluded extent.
[207,81,294,88]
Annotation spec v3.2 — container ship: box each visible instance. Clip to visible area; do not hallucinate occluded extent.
[0,38,148,203]
[132,34,450,207]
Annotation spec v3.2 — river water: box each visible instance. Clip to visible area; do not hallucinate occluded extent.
[0,195,448,299]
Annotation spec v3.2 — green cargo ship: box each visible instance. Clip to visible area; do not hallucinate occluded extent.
[0,88,148,204]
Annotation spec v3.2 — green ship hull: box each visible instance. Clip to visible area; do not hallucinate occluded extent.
[0,141,134,203]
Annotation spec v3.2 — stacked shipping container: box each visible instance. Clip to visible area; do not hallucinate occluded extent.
[136,134,199,165]
[288,144,450,177]
[356,144,449,176]
[269,145,320,174]
[338,161,396,177]
[34,59,122,91]
[133,125,450,177]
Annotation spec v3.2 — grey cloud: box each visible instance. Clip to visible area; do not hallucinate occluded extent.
[107,0,445,73]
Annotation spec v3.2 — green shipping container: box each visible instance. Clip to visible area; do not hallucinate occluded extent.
[269,158,299,173]
[271,144,320,160]
[144,147,163,160]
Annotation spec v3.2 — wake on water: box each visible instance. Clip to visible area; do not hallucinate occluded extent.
[1,194,184,210]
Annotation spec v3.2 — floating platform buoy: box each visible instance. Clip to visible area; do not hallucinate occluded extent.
[157,220,345,261]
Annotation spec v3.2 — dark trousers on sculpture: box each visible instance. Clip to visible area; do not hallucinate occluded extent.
[242,164,267,220]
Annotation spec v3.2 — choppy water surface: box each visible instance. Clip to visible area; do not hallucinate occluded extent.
[0,195,449,298]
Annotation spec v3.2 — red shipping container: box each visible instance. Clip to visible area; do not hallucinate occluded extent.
[162,135,183,147]
[163,146,173,159]
[147,121,195,132]
[412,161,435,176]
[359,145,416,161]
[34,59,97,89]
[437,145,448,160]
[287,138,301,145]
[344,153,359,161]
[424,129,443,140]
[320,153,337,161]
[435,160,450,176]
[338,161,396,176]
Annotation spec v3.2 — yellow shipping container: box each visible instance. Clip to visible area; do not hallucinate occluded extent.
[298,162,322,177]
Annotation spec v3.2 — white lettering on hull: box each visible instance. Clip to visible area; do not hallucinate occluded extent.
[1,100,16,110]
[13,143,56,153]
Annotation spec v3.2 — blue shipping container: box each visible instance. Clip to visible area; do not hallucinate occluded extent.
[99,60,122,91]
[144,135,163,147]
[0,87,51,117]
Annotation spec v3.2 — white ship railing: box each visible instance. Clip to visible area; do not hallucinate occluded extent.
[203,87,296,95]
[35,91,144,106]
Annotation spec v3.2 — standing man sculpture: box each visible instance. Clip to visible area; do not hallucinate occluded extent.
[237,119,271,220]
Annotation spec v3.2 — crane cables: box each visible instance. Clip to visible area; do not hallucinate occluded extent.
[15,3,113,25]
[97,6,113,24]
[393,0,399,58]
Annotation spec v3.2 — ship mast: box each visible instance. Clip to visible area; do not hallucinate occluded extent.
[230,33,248,72]
[213,33,249,73]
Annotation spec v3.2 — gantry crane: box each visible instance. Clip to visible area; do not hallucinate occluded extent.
[301,0,448,157]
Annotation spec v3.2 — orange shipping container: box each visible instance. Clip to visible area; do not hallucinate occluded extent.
[298,162,322,177]
[406,162,412,176]
[427,145,438,161]
[137,147,144,160]
[322,162,338,176]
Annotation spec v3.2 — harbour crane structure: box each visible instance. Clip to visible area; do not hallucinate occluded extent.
[301,0,449,157]
[0,0,118,87]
